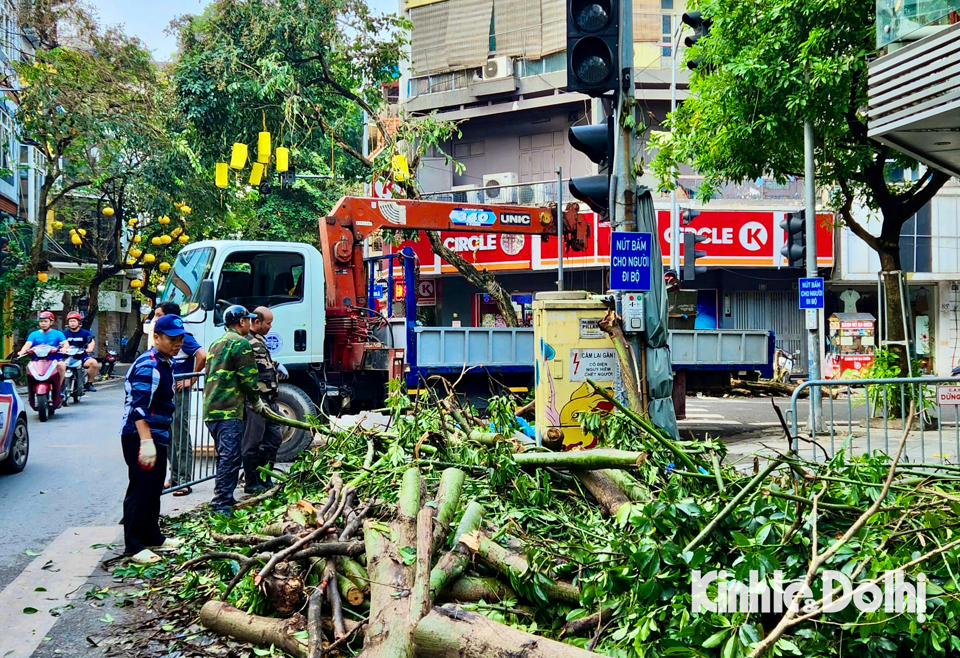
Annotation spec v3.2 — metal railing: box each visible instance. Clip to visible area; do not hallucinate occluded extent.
[163,372,216,495]
[788,376,960,464]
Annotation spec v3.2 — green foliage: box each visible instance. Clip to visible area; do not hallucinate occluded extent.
[858,347,931,417]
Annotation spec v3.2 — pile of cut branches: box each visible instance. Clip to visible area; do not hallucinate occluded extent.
[146,383,960,658]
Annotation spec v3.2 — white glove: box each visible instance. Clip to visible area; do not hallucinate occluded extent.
[277,363,289,381]
[138,439,157,469]
[252,397,270,416]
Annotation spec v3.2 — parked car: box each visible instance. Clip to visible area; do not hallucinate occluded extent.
[0,362,29,474]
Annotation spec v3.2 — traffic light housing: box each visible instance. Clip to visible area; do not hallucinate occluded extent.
[566,0,619,96]
[683,230,707,281]
[569,116,614,215]
[0,236,9,277]
[780,210,806,267]
[681,208,700,225]
[682,11,712,71]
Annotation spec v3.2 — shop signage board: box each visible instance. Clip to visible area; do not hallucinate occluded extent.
[416,280,436,306]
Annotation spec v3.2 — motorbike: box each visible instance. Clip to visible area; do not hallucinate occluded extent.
[26,344,66,422]
[99,345,118,379]
[63,346,87,404]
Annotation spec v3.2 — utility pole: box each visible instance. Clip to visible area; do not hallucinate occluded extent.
[804,118,822,430]
[613,0,635,233]
[557,166,564,291]
[669,15,680,274]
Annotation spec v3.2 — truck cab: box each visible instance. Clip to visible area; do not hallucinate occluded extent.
[160,240,326,459]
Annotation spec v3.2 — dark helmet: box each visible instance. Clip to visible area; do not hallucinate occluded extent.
[223,304,256,326]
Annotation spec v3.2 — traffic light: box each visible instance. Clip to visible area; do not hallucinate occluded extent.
[681,208,700,225]
[780,210,805,267]
[682,11,712,71]
[566,0,620,96]
[0,236,9,277]
[683,230,707,281]
[568,116,614,214]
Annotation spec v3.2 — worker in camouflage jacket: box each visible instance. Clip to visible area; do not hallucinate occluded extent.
[203,304,265,515]
[240,306,287,494]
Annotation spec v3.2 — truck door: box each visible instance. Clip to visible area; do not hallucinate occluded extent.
[213,249,312,363]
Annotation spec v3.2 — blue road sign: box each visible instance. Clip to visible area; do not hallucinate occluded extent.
[798,277,824,310]
[610,232,653,292]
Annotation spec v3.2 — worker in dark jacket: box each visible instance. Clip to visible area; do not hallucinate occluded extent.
[241,306,285,493]
[203,305,263,516]
[119,314,185,564]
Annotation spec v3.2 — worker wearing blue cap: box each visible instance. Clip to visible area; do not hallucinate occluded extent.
[119,313,185,564]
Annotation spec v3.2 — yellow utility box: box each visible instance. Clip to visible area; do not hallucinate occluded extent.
[534,291,618,450]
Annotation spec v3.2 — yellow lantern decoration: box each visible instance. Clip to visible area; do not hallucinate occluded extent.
[130,248,142,258]
[174,201,183,209]
[171,227,183,238]
[102,206,115,217]
[392,154,410,183]
[230,142,248,170]
[151,236,162,246]
[78,228,87,236]
[37,272,48,282]
[182,206,192,215]
[125,257,136,265]
[130,279,143,289]
[158,215,170,225]
[159,262,171,273]
[52,220,63,230]
[128,218,138,227]
[69,228,76,234]
[276,147,289,173]
[258,131,271,164]
[249,162,264,186]
[143,253,156,264]
[216,162,229,188]
[160,235,172,245]
[133,235,142,243]
[179,235,190,244]
[70,234,82,245]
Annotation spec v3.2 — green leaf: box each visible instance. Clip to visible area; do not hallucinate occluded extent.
[99,613,114,623]
[398,546,417,565]
[702,630,729,648]
[23,607,38,614]
[777,639,801,654]
[161,624,174,631]
[293,630,309,639]
[34,587,47,592]
[24,549,41,556]
[722,634,737,658]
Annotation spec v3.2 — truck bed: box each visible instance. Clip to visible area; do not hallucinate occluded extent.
[415,327,535,369]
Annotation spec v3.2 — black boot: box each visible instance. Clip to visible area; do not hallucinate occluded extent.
[260,455,276,488]
[243,457,267,494]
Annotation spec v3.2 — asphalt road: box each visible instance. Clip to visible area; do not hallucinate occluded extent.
[0,382,130,590]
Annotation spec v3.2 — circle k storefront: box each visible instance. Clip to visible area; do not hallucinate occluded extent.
[383,205,834,376]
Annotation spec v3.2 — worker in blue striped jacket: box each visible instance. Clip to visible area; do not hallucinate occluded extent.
[119,314,185,564]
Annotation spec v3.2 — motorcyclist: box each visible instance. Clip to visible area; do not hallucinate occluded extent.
[62,311,100,392]
[17,311,67,383]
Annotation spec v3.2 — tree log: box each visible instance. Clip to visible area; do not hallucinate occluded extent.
[430,501,483,599]
[432,468,465,551]
[339,556,370,594]
[460,531,580,604]
[199,601,308,658]
[358,467,421,658]
[575,470,631,515]
[514,448,647,470]
[414,605,602,657]
[601,469,649,502]
[563,606,616,636]
[438,576,516,604]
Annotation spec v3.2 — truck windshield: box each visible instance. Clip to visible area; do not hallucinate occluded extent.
[160,247,215,314]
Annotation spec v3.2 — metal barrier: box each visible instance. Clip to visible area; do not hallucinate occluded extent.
[163,372,216,495]
[788,376,960,463]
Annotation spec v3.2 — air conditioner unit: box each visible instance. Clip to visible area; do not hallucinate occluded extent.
[483,56,514,81]
[451,184,481,204]
[517,184,550,206]
[482,172,518,204]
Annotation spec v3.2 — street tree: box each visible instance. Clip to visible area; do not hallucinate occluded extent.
[171,0,522,325]
[650,0,949,370]
[13,20,162,331]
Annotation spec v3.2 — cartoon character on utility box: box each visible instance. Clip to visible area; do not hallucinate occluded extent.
[538,338,613,450]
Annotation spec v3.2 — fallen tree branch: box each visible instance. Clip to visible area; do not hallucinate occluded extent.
[200,601,308,658]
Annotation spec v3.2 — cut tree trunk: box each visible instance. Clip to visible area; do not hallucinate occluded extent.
[574,470,631,515]
[430,500,483,599]
[438,576,516,604]
[199,601,309,658]
[514,448,646,470]
[414,605,602,657]
[598,309,643,413]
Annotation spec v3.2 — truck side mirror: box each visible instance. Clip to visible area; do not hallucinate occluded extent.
[198,279,215,311]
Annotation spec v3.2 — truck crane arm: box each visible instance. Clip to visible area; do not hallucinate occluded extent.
[319,196,590,313]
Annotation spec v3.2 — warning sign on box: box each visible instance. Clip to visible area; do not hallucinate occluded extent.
[937,386,960,405]
[569,348,617,382]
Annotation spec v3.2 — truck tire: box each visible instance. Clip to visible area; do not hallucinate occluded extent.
[274,383,317,463]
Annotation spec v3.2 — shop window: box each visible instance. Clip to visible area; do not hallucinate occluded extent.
[899,203,931,273]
